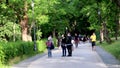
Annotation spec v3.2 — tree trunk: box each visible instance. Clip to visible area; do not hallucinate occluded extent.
[113,0,120,7]
[20,16,28,41]
[6,0,9,5]
[114,17,119,40]
[119,13,120,30]
[114,6,120,40]
[20,1,32,41]
[52,28,56,38]
[103,22,112,43]
[100,27,104,42]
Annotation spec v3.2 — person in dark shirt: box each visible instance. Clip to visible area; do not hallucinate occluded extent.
[61,34,66,57]
[66,33,73,56]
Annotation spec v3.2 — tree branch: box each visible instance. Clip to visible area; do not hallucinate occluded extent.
[113,0,120,7]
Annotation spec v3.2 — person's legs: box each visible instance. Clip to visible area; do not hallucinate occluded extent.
[69,45,72,56]
[92,42,96,51]
[75,40,78,48]
[50,50,52,57]
[93,46,96,51]
[67,45,72,56]
[61,46,64,56]
[75,41,76,48]
[48,48,52,57]
[63,46,66,56]
[66,46,70,56]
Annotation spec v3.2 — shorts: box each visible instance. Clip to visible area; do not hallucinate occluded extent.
[92,41,96,47]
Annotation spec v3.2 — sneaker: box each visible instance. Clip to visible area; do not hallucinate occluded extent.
[67,55,72,57]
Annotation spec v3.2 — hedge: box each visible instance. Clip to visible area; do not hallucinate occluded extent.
[0,40,46,65]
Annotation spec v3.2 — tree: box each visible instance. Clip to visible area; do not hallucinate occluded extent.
[0,0,21,41]
[0,0,119,43]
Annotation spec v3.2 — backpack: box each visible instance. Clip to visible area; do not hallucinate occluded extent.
[46,41,54,50]
[50,43,54,50]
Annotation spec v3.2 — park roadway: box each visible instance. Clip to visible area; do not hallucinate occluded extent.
[12,42,120,68]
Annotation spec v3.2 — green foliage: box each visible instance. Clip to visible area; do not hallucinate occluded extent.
[0,16,21,41]
[36,40,46,52]
[36,29,42,40]
[0,0,120,67]
[0,45,4,65]
[0,0,119,41]
[0,0,21,42]
[0,40,46,65]
[53,37,57,47]
[101,0,120,37]
[0,41,34,64]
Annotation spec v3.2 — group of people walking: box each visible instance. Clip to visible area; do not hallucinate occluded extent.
[46,32,96,58]
[61,33,73,57]
[46,33,73,57]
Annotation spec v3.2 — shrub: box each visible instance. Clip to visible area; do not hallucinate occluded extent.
[0,40,46,66]
[0,45,5,64]
[0,42,35,64]
[0,42,31,64]
[36,40,46,52]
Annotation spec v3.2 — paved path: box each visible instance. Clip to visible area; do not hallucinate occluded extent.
[12,42,120,68]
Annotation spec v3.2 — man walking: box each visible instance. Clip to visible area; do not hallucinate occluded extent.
[66,33,73,56]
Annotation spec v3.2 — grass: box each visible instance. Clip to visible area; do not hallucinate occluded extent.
[1,52,39,68]
[98,39,120,60]
[9,53,37,65]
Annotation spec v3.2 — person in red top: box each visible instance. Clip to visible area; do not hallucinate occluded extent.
[46,40,52,57]
[74,33,79,48]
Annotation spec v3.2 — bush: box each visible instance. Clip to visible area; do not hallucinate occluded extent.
[0,42,34,64]
[0,40,46,66]
[0,45,4,65]
[36,40,47,52]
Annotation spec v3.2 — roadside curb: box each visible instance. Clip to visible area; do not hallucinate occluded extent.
[96,46,120,68]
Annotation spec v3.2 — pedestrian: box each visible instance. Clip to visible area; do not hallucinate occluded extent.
[74,33,79,48]
[48,35,54,47]
[48,35,53,43]
[46,40,53,57]
[90,32,96,51]
[66,33,73,57]
[61,34,66,57]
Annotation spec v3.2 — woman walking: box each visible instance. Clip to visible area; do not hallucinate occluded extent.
[46,40,53,57]
[90,32,96,51]
[61,34,66,57]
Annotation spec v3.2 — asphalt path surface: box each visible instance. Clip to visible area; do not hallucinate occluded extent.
[12,42,120,68]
